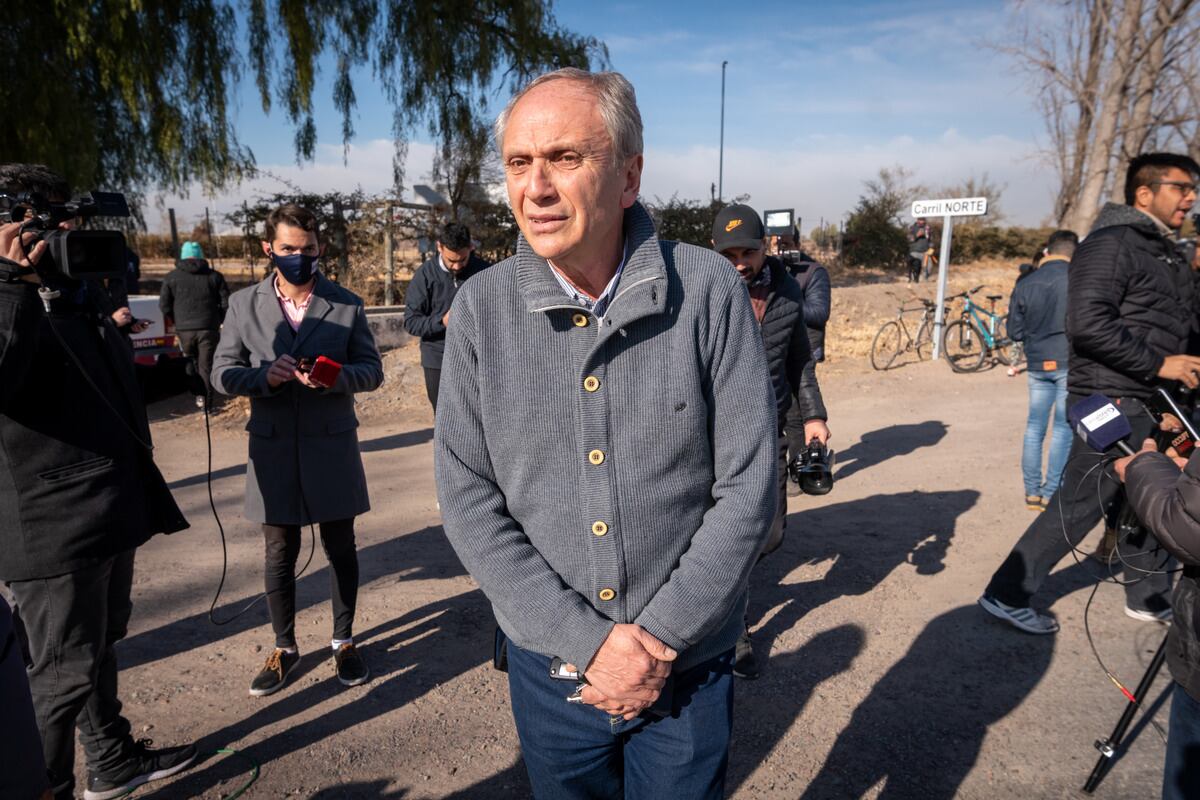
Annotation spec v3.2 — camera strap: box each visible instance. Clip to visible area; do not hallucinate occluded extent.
[0,255,34,283]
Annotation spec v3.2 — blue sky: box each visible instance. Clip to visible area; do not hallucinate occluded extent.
[154,0,1054,232]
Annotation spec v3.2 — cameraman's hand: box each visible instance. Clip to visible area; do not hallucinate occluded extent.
[111,307,134,327]
[1157,355,1200,389]
[805,419,831,445]
[0,221,46,276]
[266,354,298,387]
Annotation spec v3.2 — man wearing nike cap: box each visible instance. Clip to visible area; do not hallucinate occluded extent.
[712,203,830,679]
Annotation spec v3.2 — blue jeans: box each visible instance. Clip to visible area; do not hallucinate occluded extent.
[1164,682,1200,800]
[1022,368,1070,498]
[506,642,734,800]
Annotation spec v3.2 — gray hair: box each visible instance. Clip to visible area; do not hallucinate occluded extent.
[494,68,644,162]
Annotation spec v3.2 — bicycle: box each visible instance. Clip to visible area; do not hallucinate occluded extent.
[941,285,1024,373]
[870,294,940,370]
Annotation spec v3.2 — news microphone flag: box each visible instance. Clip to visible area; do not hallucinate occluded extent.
[1067,394,1136,456]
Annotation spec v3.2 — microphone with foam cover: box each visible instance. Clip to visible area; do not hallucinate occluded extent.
[1067,394,1137,456]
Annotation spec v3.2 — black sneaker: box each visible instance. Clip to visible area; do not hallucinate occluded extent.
[249,648,300,697]
[785,457,803,498]
[83,738,198,800]
[733,629,759,680]
[334,643,370,686]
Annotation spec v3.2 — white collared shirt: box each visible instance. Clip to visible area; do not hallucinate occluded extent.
[547,240,629,320]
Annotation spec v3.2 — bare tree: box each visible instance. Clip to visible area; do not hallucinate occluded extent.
[1001,0,1200,234]
[937,173,1008,227]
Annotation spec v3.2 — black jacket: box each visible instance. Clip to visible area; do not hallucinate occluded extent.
[1125,450,1200,701]
[159,258,230,331]
[403,253,490,368]
[1008,256,1069,368]
[790,258,830,361]
[0,280,188,581]
[758,257,827,426]
[1067,203,1195,399]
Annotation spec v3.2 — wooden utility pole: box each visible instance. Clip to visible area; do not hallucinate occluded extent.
[168,209,179,260]
[384,202,396,306]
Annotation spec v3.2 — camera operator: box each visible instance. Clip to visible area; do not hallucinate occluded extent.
[1114,441,1200,799]
[779,245,831,495]
[980,152,1200,634]
[712,204,830,679]
[0,164,195,800]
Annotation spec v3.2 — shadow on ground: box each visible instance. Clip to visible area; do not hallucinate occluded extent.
[747,489,977,663]
[120,524,464,669]
[833,421,948,483]
[142,588,495,799]
[798,604,1055,799]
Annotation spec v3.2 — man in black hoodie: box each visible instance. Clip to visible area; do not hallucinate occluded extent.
[159,241,229,407]
[0,164,195,800]
[403,222,489,410]
[713,204,830,678]
[980,152,1200,635]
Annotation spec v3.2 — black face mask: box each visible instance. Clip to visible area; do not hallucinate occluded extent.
[271,251,319,285]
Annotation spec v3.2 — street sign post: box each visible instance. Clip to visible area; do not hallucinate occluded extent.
[910,196,989,359]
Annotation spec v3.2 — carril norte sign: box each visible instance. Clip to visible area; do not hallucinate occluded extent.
[911,196,988,218]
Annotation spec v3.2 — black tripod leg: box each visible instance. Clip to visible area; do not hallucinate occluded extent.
[1082,635,1169,794]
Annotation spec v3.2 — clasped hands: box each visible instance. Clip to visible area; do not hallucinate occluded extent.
[566,624,677,721]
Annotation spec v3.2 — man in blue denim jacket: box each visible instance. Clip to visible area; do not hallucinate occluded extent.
[1008,229,1077,511]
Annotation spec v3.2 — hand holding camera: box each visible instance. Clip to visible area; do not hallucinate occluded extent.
[0,220,47,272]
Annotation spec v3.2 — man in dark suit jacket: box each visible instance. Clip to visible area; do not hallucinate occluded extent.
[212,204,384,697]
[402,222,489,410]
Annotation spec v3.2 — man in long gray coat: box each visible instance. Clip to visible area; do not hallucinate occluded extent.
[212,204,383,697]
[434,68,776,798]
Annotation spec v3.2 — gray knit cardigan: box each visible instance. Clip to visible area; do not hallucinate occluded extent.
[434,202,777,672]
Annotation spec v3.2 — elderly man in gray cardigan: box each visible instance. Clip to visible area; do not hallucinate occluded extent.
[435,69,776,799]
[212,204,383,698]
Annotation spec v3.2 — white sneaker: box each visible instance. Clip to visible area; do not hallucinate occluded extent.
[1124,605,1172,624]
[978,594,1060,634]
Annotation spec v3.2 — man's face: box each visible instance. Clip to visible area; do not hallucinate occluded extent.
[1139,167,1197,229]
[502,80,643,269]
[718,243,766,283]
[437,242,473,274]
[261,222,321,259]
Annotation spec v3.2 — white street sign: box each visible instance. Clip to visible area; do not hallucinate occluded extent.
[911,196,988,218]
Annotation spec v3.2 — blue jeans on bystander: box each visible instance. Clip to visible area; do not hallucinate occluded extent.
[506,641,735,800]
[1022,368,1070,499]
[1164,682,1200,800]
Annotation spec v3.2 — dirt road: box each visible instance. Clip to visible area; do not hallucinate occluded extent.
[106,351,1174,799]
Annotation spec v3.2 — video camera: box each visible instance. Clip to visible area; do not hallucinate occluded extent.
[0,190,130,280]
[789,437,836,495]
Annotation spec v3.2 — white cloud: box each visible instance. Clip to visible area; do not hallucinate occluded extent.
[641,130,1055,228]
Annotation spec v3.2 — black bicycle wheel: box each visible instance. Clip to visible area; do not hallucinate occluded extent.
[943,319,986,372]
[994,338,1024,366]
[870,321,903,370]
[914,318,933,360]
[993,315,1025,366]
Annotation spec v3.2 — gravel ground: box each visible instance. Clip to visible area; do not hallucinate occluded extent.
[82,286,1178,799]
